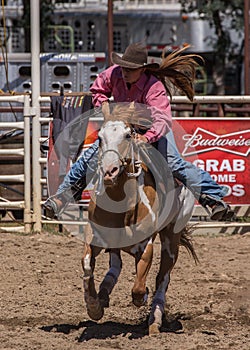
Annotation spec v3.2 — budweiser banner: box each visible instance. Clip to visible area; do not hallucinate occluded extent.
[173,118,250,205]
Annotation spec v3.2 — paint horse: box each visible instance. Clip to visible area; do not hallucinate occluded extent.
[81,104,198,335]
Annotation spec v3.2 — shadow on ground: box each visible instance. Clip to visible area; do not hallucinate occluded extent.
[40,315,183,341]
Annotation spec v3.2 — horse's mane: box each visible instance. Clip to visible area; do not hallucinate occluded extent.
[148,45,204,101]
[106,102,153,129]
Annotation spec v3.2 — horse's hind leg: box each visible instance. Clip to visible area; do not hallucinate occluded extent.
[149,226,181,335]
[131,238,154,307]
[81,244,104,321]
[98,249,122,308]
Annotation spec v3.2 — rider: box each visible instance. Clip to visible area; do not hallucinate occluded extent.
[43,42,234,221]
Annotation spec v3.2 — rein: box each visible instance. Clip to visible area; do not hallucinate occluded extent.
[98,127,142,178]
[126,142,142,178]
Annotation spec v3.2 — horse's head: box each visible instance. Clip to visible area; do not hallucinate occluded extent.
[98,120,132,186]
[97,102,152,186]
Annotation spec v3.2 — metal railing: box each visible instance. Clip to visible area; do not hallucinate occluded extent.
[52,0,181,10]
[0,94,32,233]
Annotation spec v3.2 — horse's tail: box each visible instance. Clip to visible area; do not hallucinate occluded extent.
[180,225,199,264]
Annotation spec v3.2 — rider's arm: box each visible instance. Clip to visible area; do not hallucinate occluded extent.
[90,66,114,107]
[143,81,172,144]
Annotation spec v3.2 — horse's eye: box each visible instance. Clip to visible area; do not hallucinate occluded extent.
[126,133,131,139]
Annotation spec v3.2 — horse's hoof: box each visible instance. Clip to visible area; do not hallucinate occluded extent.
[132,297,146,307]
[85,297,104,321]
[98,288,110,308]
[132,287,149,307]
[149,323,160,335]
[87,305,104,321]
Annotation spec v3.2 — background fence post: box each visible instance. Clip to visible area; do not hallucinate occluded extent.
[31,0,42,232]
[23,94,32,233]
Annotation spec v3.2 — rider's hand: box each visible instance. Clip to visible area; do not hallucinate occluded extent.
[134,134,148,144]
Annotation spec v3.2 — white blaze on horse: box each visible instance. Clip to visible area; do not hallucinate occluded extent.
[81,103,198,335]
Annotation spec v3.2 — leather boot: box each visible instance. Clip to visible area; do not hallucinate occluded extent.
[43,176,87,219]
[199,193,235,221]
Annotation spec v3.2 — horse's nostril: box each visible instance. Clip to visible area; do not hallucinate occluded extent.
[103,167,119,181]
[111,167,118,175]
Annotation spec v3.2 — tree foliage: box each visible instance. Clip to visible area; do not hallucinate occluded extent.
[179,0,244,94]
[20,0,55,52]
[179,0,244,63]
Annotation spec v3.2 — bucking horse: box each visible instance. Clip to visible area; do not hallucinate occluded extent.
[81,103,198,335]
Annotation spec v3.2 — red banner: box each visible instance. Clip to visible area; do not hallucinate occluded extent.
[173,118,250,205]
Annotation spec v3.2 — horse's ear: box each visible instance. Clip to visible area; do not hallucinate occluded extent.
[128,102,153,128]
[128,101,135,113]
[102,101,112,121]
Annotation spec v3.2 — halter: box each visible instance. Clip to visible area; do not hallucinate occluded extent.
[99,148,127,178]
[98,126,142,178]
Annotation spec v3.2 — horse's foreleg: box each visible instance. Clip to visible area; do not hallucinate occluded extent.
[98,249,122,308]
[149,227,180,335]
[131,238,154,307]
[81,244,104,321]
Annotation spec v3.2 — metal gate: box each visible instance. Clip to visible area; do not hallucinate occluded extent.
[0,94,32,233]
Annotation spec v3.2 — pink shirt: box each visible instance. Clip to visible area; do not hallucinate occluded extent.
[90,64,172,143]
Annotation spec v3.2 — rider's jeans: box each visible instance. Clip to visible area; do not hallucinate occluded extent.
[56,139,99,194]
[157,130,227,200]
[56,131,227,202]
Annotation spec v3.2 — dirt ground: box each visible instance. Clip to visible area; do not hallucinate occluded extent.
[0,227,249,350]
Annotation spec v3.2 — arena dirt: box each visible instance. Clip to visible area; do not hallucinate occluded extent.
[0,228,249,350]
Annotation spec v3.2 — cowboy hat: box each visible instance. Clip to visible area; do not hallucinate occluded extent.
[111,42,160,69]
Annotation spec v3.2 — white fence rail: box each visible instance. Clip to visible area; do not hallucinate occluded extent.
[52,0,181,10]
[0,94,32,233]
